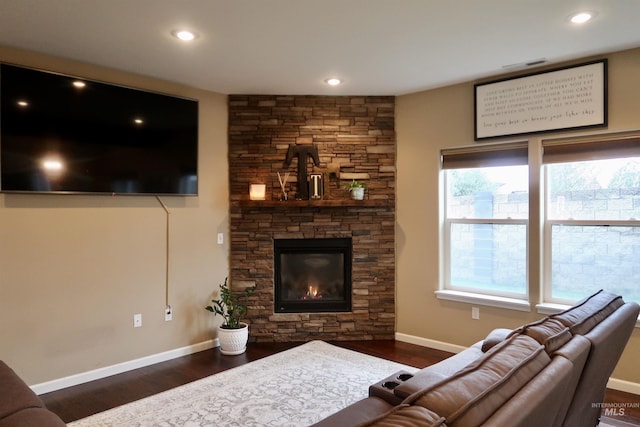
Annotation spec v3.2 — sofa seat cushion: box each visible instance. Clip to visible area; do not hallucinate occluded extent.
[362,404,446,427]
[552,289,623,335]
[407,334,550,427]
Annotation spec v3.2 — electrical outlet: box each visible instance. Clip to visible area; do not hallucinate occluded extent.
[471,307,480,320]
[133,313,142,327]
[217,233,224,245]
[165,306,172,321]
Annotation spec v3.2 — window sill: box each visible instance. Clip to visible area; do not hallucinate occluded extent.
[435,290,531,312]
[535,303,570,315]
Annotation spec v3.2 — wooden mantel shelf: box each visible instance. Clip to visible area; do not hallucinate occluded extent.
[232,199,392,208]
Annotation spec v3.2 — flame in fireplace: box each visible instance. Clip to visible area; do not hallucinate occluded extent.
[308,285,318,297]
[302,283,323,300]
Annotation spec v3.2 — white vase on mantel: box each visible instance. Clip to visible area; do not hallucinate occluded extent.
[217,322,249,355]
[351,187,365,200]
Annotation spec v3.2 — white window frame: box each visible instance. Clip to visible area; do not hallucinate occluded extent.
[438,142,531,311]
[539,131,640,316]
[438,132,640,318]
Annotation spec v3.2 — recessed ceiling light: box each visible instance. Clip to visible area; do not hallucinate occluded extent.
[569,11,595,24]
[171,29,198,41]
[72,80,86,88]
[17,100,29,107]
[325,78,342,86]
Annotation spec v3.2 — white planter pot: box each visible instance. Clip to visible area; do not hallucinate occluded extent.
[217,322,249,355]
[351,187,365,200]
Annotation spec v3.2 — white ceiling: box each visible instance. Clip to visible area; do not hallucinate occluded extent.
[1,0,639,96]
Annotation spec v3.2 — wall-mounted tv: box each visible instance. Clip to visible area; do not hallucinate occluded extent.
[0,63,198,195]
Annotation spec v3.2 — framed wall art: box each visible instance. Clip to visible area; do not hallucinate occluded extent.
[474,59,607,140]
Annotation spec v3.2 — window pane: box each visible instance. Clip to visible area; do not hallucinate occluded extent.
[547,157,640,220]
[550,224,640,303]
[450,223,527,296]
[446,165,528,219]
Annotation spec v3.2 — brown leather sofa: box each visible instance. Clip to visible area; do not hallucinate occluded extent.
[0,361,65,427]
[313,290,640,427]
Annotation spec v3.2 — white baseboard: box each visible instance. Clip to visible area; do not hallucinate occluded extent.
[31,339,218,395]
[607,377,640,396]
[395,332,467,354]
[396,332,640,395]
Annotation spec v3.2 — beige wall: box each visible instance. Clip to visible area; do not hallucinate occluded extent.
[2,44,638,389]
[0,46,229,385]
[396,47,640,384]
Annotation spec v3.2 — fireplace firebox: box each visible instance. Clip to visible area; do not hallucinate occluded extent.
[274,238,352,313]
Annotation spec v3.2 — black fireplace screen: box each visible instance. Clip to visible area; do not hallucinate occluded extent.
[274,238,352,313]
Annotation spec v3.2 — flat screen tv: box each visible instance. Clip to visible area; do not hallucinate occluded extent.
[0,63,198,195]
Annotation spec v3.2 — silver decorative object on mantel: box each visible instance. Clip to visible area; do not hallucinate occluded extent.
[309,173,324,199]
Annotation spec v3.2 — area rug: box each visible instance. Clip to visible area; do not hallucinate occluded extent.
[68,340,418,426]
[600,417,640,427]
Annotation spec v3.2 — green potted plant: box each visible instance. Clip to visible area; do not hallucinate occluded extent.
[343,179,366,200]
[205,277,256,355]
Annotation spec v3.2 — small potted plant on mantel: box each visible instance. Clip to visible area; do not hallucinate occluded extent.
[205,277,256,355]
[344,179,366,200]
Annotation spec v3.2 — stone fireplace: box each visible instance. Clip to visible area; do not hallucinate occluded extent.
[228,95,396,342]
[274,237,352,313]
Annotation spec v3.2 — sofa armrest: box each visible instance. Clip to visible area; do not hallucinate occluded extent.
[0,361,45,419]
[310,397,393,427]
[0,361,66,426]
[0,407,66,427]
[369,370,416,405]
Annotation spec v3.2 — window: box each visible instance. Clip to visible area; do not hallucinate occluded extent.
[442,143,529,300]
[543,137,640,304]
[440,134,640,310]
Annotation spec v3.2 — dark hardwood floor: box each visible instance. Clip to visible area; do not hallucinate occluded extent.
[40,340,640,425]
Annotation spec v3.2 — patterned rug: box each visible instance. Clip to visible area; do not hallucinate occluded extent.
[600,418,640,427]
[68,340,417,426]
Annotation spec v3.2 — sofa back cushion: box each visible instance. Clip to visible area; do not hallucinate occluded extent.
[551,289,623,335]
[517,317,572,354]
[406,335,549,427]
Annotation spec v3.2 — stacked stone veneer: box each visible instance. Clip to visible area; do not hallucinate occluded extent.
[228,95,396,342]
